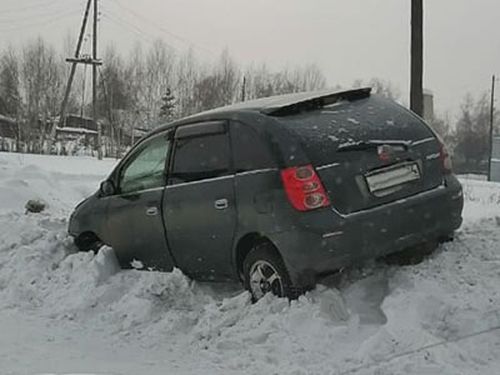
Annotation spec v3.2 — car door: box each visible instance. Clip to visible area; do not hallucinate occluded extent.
[104,131,175,271]
[163,121,237,280]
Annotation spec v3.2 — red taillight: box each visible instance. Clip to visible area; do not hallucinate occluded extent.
[439,142,452,174]
[280,165,331,211]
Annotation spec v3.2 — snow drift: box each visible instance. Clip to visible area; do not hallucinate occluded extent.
[0,151,500,374]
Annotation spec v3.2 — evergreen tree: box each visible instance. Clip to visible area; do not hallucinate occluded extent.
[159,88,176,122]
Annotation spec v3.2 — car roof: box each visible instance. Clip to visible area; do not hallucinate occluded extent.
[151,87,372,135]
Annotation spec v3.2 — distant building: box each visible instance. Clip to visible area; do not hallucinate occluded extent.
[54,114,139,156]
[56,114,98,140]
[54,114,99,155]
[491,136,500,182]
[423,89,434,122]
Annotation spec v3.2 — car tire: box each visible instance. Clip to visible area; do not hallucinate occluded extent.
[243,242,303,301]
[74,232,103,252]
[383,240,439,266]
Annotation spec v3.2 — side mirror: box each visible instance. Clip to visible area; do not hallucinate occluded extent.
[100,180,116,197]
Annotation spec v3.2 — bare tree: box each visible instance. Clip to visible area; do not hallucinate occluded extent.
[244,63,326,100]
[192,49,240,112]
[215,49,240,106]
[2,37,334,155]
[0,47,21,117]
[290,64,327,92]
[244,64,274,99]
[20,38,64,152]
[175,48,200,118]
[454,93,492,172]
[352,78,401,101]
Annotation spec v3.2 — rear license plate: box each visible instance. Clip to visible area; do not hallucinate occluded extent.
[365,162,421,197]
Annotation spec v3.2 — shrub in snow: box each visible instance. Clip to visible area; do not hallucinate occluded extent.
[25,199,46,213]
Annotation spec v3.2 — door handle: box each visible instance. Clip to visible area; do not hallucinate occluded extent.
[214,198,229,210]
[146,207,159,216]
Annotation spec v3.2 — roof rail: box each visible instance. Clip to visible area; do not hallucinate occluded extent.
[262,87,372,116]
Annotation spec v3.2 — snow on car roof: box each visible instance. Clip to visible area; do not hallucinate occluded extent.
[197,87,372,116]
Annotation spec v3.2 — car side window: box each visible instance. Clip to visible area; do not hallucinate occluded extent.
[231,122,276,173]
[170,132,230,184]
[119,133,170,194]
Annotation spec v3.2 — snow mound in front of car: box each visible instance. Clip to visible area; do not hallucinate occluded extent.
[0,212,363,354]
[0,213,210,331]
[4,208,500,373]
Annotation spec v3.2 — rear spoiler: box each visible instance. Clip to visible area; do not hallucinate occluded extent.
[261,87,372,117]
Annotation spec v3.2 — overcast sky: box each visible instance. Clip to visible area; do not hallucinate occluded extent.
[1,0,499,118]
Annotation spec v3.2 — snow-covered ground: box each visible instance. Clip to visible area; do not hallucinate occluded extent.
[1,151,500,375]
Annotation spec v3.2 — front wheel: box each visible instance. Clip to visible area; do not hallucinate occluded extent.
[243,243,303,301]
[74,232,103,252]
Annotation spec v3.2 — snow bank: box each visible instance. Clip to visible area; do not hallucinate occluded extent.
[0,152,117,215]
[460,177,500,224]
[1,153,500,374]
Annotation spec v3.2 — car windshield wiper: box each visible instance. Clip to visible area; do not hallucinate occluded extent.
[336,141,378,152]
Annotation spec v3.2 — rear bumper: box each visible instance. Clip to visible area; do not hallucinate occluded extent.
[271,175,464,286]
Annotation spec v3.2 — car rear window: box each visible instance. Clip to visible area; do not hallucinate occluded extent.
[275,96,435,165]
[231,122,276,173]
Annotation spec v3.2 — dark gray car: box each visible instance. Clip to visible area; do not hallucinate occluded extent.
[69,88,463,300]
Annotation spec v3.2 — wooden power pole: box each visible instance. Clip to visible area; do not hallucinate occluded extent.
[410,0,424,117]
[51,0,102,158]
[49,0,93,153]
[488,75,496,181]
[241,76,247,102]
[93,0,102,160]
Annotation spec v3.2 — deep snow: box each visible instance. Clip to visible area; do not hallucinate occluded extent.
[0,151,499,375]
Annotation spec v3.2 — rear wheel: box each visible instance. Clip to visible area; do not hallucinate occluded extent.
[243,243,303,301]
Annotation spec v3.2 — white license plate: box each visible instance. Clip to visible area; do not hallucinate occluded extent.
[365,162,421,196]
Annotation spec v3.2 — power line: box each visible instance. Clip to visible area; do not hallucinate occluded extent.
[103,10,156,41]
[0,8,82,32]
[101,12,156,45]
[338,321,500,374]
[0,1,85,23]
[337,235,500,374]
[0,0,70,15]
[101,7,178,50]
[105,0,216,57]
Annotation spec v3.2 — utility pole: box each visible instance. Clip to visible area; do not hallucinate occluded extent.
[410,0,424,117]
[49,0,93,153]
[488,74,496,181]
[241,76,247,102]
[93,0,102,160]
[51,0,102,158]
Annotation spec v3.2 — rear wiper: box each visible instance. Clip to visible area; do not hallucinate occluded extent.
[336,140,412,152]
[336,141,377,152]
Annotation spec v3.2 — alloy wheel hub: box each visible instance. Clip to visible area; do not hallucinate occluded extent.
[249,260,283,299]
